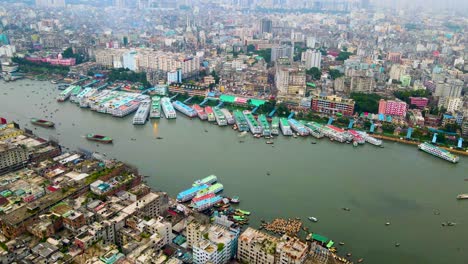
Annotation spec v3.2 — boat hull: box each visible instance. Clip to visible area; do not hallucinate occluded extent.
[86,134,113,144]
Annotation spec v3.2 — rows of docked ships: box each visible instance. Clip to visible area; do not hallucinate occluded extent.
[58,87,382,146]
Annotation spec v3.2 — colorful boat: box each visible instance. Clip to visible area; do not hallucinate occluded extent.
[271,117,279,135]
[192,104,207,120]
[86,134,113,143]
[258,114,271,136]
[195,183,224,197]
[418,142,459,163]
[193,175,218,187]
[192,195,222,211]
[288,119,309,136]
[173,101,197,117]
[133,100,151,125]
[348,130,365,144]
[230,196,240,204]
[177,184,209,202]
[31,118,55,128]
[150,96,161,118]
[280,118,292,136]
[236,209,251,215]
[213,107,227,126]
[220,109,235,125]
[205,106,216,122]
[234,110,249,132]
[161,97,176,119]
[243,110,262,134]
[56,85,76,102]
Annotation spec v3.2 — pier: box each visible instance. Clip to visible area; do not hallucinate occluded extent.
[288,112,295,119]
[327,117,334,125]
[96,83,110,90]
[183,96,194,104]
[200,98,209,106]
[82,80,99,88]
[268,108,276,117]
[70,77,88,86]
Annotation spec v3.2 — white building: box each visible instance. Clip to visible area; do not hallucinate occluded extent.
[122,50,137,71]
[0,142,28,175]
[275,65,306,96]
[445,97,463,113]
[271,45,293,62]
[0,45,16,57]
[193,224,240,264]
[302,49,321,69]
[143,216,173,247]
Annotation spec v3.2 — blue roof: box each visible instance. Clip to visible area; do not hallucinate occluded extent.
[378,114,384,121]
[177,184,208,200]
[443,114,454,119]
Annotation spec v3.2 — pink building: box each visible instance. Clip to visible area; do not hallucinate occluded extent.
[26,54,76,66]
[409,97,429,109]
[387,52,401,63]
[378,99,407,117]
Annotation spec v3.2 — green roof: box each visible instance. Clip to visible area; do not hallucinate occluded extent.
[307,82,317,87]
[219,95,236,103]
[250,99,266,107]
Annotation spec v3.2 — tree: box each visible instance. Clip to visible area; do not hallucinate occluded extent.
[247,44,256,53]
[443,123,460,133]
[350,92,382,113]
[336,51,352,61]
[276,103,290,117]
[211,70,220,84]
[329,69,344,80]
[306,67,321,80]
[62,47,74,58]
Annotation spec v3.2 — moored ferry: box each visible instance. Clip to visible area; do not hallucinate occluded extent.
[192,104,207,120]
[357,131,382,146]
[132,100,151,125]
[348,129,365,144]
[192,195,222,212]
[161,97,177,119]
[177,184,209,202]
[243,110,262,134]
[302,121,324,138]
[213,107,227,126]
[418,142,459,163]
[31,118,54,128]
[69,86,83,103]
[280,117,293,136]
[205,106,216,122]
[271,117,279,135]
[195,183,224,197]
[57,85,76,102]
[257,114,271,137]
[173,101,197,117]
[150,96,161,118]
[288,119,309,136]
[234,110,249,132]
[220,109,235,125]
[193,175,217,187]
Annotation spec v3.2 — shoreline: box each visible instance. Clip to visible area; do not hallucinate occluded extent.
[372,134,468,156]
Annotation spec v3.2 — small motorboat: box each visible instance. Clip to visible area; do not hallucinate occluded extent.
[156,137,163,139]
[385,222,391,226]
[358,258,364,263]
[230,196,240,204]
[339,242,345,246]
[86,134,113,144]
[266,141,274,145]
[346,253,352,257]
[342,207,351,211]
[395,243,400,247]
[308,216,318,222]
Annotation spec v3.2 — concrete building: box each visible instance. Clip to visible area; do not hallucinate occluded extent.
[445,97,463,114]
[311,95,355,116]
[122,50,137,71]
[122,192,169,219]
[271,46,293,62]
[350,76,374,93]
[275,65,306,96]
[387,52,401,63]
[378,99,407,117]
[187,221,208,248]
[260,18,272,34]
[409,97,429,109]
[0,45,16,57]
[399,74,411,87]
[167,68,182,84]
[143,216,172,247]
[238,227,278,264]
[0,142,29,175]
[193,224,240,264]
[276,235,309,264]
[302,49,321,69]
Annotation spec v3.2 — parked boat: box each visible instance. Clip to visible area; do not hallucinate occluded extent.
[230,196,240,204]
[234,110,249,132]
[205,106,216,122]
[271,116,279,135]
[213,107,227,126]
[193,175,217,187]
[243,110,262,134]
[418,142,459,163]
[149,96,161,118]
[86,134,113,144]
[280,118,293,136]
[308,216,318,222]
[258,114,271,136]
[173,100,197,117]
[192,104,207,120]
[195,183,224,197]
[161,97,177,119]
[31,118,55,128]
[456,194,468,200]
[220,108,235,125]
[177,184,209,202]
[288,119,309,136]
[133,100,151,125]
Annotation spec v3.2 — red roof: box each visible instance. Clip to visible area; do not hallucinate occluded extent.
[47,186,59,192]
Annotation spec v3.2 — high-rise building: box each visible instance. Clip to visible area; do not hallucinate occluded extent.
[275,64,306,96]
[409,97,429,109]
[306,36,316,48]
[167,68,182,84]
[193,224,240,264]
[302,49,321,69]
[271,45,293,62]
[445,97,463,114]
[350,76,374,93]
[260,18,272,34]
[378,99,407,116]
[187,221,208,248]
[122,51,137,71]
[387,52,402,63]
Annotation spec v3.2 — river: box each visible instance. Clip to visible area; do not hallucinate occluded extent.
[1,79,467,264]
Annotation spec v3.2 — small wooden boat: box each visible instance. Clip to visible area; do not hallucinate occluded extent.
[31,118,55,128]
[86,134,113,144]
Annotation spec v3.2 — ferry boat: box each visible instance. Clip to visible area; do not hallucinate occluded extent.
[173,100,197,117]
[348,130,365,144]
[192,195,222,212]
[220,109,235,125]
[418,142,459,163]
[243,110,262,134]
[193,175,217,187]
[149,96,161,118]
[257,114,271,137]
[75,88,94,104]
[280,118,293,136]
[205,106,216,122]
[302,121,324,138]
[86,134,113,144]
[177,184,209,202]
[234,110,249,132]
[271,117,279,135]
[161,97,177,119]
[230,196,240,204]
[57,85,76,102]
[57,83,69,90]
[195,183,224,197]
[69,86,83,103]
[192,104,207,120]
[133,100,151,125]
[357,131,382,146]
[31,118,54,128]
[1,62,19,73]
[288,119,309,136]
[456,194,468,200]
[213,107,227,126]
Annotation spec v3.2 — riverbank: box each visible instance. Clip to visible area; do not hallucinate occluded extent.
[372,134,468,156]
